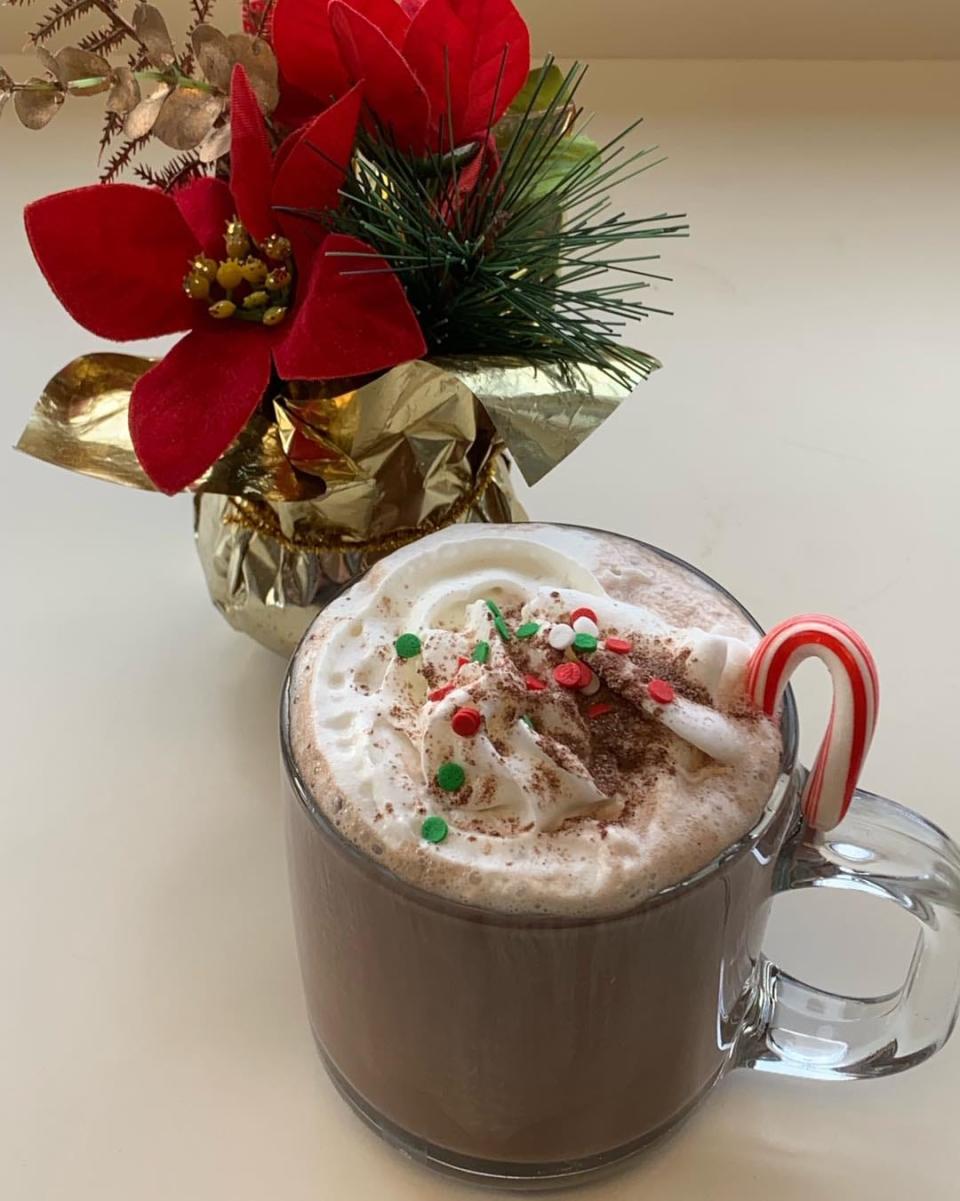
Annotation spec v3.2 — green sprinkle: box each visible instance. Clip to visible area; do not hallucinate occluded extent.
[471,640,490,664]
[436,762,466,793]
[520,715,536,730]
[516,622,541,640]
[573,633,599,653]
[485,599,512,641]
[421,815,449,844]
[395,633,422,660]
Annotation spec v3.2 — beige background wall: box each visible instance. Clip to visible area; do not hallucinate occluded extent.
[3,0,960,57]
[2,55,960,1201]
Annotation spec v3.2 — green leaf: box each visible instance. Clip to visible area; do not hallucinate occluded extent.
[527,133,600,201]
[510,64,566,114]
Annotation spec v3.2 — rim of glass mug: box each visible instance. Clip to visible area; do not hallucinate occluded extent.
[279,525,802,928]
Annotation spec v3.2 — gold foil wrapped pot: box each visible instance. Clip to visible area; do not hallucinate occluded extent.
[17,355,633,655]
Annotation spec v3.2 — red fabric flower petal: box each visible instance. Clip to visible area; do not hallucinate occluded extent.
[349,0,411,47]
[273,82,363,261]
[405,0,530,146]
[272,74,327,130]
[274,234,426,380]
[24,185,197,341]
[329,1,431,152]
[272,0,350,104]
[129,324,275,494]
[174,177,235,260]
[399,0,427,15]
[229,66,276,243]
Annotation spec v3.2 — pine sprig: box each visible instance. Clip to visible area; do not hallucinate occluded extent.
[300,59,687,387]
[30,0,100,45]
[134,152,209,190]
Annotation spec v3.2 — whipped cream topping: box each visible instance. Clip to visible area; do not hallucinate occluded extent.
[288,525,784,916]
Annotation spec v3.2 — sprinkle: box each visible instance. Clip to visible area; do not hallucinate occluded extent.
[573,633,598,653]
[429,684,456,703]
[471,641,490,664]
[525,674,547,692]
[548,624,576,650]
[572,616,600,638]
[576,661,593,687]
[648,678,677,705]
[457,656,470,668]
[421,816,449,844]
[587,703,614,719]
[452,707,483,737]
[516,622,541,640]
[395,633,422,659]
[582,670,600,697]
[520,715,536,730]
[485,599,512,641]
[570,607,598,626]
[554,662,584,690]
[436,762,466,792]
[605,638,632,654]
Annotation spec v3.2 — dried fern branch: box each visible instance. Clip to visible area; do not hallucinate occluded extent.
[134,151,208,190]
[30,0,100,45]
[100,132,150,183]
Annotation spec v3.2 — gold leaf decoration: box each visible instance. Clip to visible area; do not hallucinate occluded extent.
[0,67,13,120]
[123,81,170,138]
[133,3,176,69]
[196,120,231,163]
[226,34,278,112]
[57,47,112,95]
[191,24,232,91]
[151,86,223,151]
[14,80,65,130]
[36,47,65,85]
[106,67,140,115]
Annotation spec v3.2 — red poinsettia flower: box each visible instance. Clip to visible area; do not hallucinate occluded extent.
[272,0,530,153]
[24,68,426,495]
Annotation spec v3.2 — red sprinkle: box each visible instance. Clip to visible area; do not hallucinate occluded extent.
[554,662,585,690]
[457,656,470,668]
[587,703,614,719]
[570,607,598,626]
[451,706,483,737]
[605,637,633,654]
[525,674,548,692]
[647,679,676,705]
[577,661,593,688]
[429,684,456,702]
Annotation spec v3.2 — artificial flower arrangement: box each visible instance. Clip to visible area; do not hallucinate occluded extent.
[3,0,686,653]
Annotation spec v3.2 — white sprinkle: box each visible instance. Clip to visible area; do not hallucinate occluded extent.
[573,616,600,638]
[582,670,600,697]
[548,624,576,650]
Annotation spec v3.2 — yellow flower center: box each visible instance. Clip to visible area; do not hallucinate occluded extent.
[183,220,292,328]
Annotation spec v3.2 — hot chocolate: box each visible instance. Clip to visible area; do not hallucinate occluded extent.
[282,525,796,1178]
[287,523,782,917]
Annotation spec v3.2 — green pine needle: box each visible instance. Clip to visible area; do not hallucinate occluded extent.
[286,58,688,389]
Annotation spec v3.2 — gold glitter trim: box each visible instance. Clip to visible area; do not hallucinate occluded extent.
[222,448,507,556]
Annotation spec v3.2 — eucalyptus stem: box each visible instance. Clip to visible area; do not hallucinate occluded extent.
[13,69,220,95]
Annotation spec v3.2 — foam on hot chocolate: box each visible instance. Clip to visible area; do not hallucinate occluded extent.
[288,525,783,916]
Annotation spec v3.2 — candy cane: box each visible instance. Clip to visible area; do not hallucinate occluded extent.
[746,615,879,831]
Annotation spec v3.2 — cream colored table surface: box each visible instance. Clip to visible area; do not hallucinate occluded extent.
[2,61,959,1201]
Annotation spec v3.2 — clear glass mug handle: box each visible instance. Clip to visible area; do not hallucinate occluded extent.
[738,788,960,1079]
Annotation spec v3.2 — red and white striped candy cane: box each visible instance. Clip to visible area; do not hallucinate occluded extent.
[746,615,879,831]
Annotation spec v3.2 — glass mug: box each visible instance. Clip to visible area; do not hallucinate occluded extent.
[280,528,960,1189]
